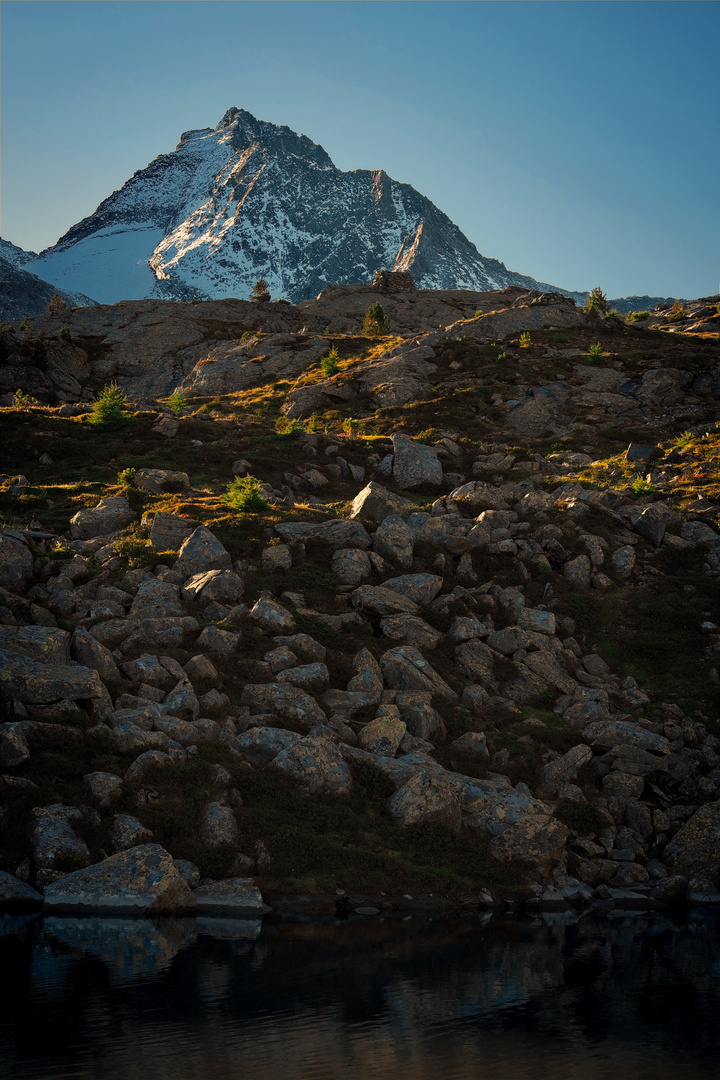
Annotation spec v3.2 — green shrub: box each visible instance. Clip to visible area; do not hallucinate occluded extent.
[342,417,360,438]
[223,475,270,513]
[363,302,389,337]
[554,798,606,835]
[117,467,136,487]
[626,311,649,322]
[57,327,71,342]
[250,277,271,302]
[89,382,131,428]
[167,392,189,413]
[519,332,532,348]
[320,349,341,377]
[585,342,606,363]
[552,334,569,343]
[13,389,39,408]
[630,476,657,497]
[584,286,608,316]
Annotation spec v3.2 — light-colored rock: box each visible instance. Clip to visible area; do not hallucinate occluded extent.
[358,715,406,756]
[261,544,292,572]
[351,584,418,616]
[381,573,443,605]
[582,720,670,756]
[32,805,90,872]
[275,519,371,549]
[349,482,415,521]
[372,515,414,570]
[111,814,153,852]
[487,813,568,867]
[130,579,185,619]
[0,626,71,665]
[196,626,240,657]
[174,526,232,578]
[241,683,326,730]
[273,735,353,795]
[200,802,239,847]
[43,844,196,914]
[134,468,190,494]
[379,614,442,650]
[275,662,330,689]
[391,434,443,490]
[541,744,592,794]
[249,596,296,634]
[396,693,444,741]
[517,608,556,636]
[0,532,34,586]
[388,770,463,830]
[194,878,270,917]
[181,569,244,605]
[84,771,123,807]
[612,545,636,579]
[380,645,457,702]
[451,731,489,758]
[237,726,302,767]
[331,547,373,585]
[70,495,137,540]
[149,513,194,551]
[563,555,592,588]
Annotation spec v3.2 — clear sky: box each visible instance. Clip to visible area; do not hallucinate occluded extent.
[1,0,718,299]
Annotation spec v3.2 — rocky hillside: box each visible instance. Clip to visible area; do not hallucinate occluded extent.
[0,277,718,919]
[20,107,585,307]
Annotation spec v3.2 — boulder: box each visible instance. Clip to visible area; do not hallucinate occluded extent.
[111,814,153,852]
[134,468,190,494]
[261,544,292,572]
[241,683,326,730]
[149,513,194,551]
[381,573,443,605]
[237,726,302,767]
[541,744,592,795]
[84,771,123,807]
[121,653,184,690]
[196,626,240,657]
[275,663,330,689]
[70,495,137,539]
[32,805,91,872]
[193,878,270,917]
[372,515,414,570]
[563,555,592,588]
[664,804,720,881]
[200,803,240,847]
[70,627,121,683]
[0,648,113,710]
[351,584,418,617]
[330,548,372,586]
[42,844,196,914]
[391,434,443,489]
[249,597,296,634]
[380,645,457,702]
[633,502,671,547]
[0,870,43,910]
[487,813,568,867]
[582,720,670,756]
[388,770,464,830]
[380,614,442,650]
[0,531,34,586]
[349,482,415,521]
[174,526,232,578]
[272,735,354,795]
[275,519,371,549]
[0,626,71,665]
[181,569,244,605]
[130,579,185,619]
[358,715,406,756]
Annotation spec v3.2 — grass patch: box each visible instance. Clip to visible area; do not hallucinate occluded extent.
[554,798,607,835]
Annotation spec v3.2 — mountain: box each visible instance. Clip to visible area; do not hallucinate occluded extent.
[24,107,585,306]
[0,254,97,322]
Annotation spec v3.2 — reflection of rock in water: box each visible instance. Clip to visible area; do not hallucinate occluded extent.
[0,913,38,939]
[43,916,198,982]
[1,913,719,1080]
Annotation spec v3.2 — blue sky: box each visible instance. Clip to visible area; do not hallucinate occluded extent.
[1,0,718,298]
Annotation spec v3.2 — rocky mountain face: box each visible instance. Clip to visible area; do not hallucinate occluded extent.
[0,279,718,918]
[21,107,585,307]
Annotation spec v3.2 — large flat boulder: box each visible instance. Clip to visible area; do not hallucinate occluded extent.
[42,844,196,915]
[193,878,270,917]
[0,648,113,708]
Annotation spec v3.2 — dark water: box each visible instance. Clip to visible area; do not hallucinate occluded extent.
[1,909,719,1080]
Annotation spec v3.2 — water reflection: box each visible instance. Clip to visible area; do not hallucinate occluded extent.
[1,911,718,1079]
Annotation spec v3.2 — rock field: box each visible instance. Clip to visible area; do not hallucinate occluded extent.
[0,278,718,918]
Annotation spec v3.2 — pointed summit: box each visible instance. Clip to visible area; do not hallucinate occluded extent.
[25,109,582,305]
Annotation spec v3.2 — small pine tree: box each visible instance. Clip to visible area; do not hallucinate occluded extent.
[46,292,67,315]
[362,302,389,337]
[250,277,271,302]
[89,382,131,428]
[584,287,609,316]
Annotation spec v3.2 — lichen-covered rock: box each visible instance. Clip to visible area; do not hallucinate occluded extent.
[541,744,592,795]
[664,804,720,881]
[358,715,406,756]
[149,512,194,551]
[249,596,296,634]
[181,569,244,605]
[0,648,113,710]
[379,614,442,650]
[70,495,137,539]
[111,814,153,852]
[43,844,196,914]
[349,482,415,521]
[582,720,670,756]
[372,515,414,570]
[272,735,353,795]
[381,573,443,605]
[351,585,418,617]
[194,878,270,917]
[200,802,239,847]
[380,645,457,702]
[121,653,184,690]
[32,805,90,872]
[388,770,463,830]
[134,468,190,494]
[451,731,489,758]
[391,434,443,490]
[241,683,326,730]
[612,545,636,579]
[0,531,34,586]
[487,813,568,867]
[196,626,240,657]
[0,722,30,767]
[237,726,302,767]
[275,519,371,549]
[70,627,121,683]
[174,526,232,578]
[275,663,330,689]
[0,626,71,665]
[0,870,43,910]
[331,547,372,585]
[84,771,123,807]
